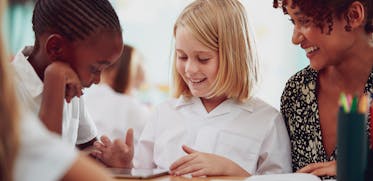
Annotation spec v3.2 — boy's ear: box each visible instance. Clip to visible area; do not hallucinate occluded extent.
[345,1,365,30]
[45,34,68,61]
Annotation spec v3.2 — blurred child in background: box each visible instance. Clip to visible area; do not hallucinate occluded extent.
[85,43,150,144]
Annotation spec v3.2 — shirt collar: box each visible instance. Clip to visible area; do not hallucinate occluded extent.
[236,97,255,112]
[174,95,197,109]
[12,47,44,98]
[174,95,254,115]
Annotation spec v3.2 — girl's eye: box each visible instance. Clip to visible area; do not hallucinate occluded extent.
[198,58,210,63]
[177,56,187,60]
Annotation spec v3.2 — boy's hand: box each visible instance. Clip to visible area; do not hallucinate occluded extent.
[91,128,134,168]
[169,145,250,177]
[45,61,83,102]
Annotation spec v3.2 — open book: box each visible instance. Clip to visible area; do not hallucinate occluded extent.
[246,173,323,181]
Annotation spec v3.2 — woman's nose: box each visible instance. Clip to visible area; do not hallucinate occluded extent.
[292,28,305,45]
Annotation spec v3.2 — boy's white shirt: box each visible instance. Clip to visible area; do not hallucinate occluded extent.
[84,84,150,143]
[15,111,77,181]
[134,96,292,175]
[11,47,97,145]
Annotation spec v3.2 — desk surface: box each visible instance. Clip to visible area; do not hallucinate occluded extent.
[115,175,246,181]
[114,173,325,181]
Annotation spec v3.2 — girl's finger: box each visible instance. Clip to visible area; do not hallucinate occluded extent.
[170,153,197,170]
[173,164,201,176]
[190,168,209,177]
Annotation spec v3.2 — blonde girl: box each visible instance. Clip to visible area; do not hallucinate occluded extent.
[93,0,291,177]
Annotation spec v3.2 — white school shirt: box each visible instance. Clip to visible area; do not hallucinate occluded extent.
[12,47,97,145]
[134,96,292,175]
[84,84,150,143]
[15,112,77,181]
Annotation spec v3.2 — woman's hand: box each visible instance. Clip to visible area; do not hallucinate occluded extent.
[296,160,336,177]
[169,145,250,177]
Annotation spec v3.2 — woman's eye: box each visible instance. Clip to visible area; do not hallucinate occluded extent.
[299,18,311,25]
[289,17,311,26]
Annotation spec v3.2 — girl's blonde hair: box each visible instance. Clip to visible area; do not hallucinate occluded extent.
[0,1,20,181]
[171,0,258,102]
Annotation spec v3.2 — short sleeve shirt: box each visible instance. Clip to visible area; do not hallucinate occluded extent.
[12,47,97,145]
[15,112,77,181]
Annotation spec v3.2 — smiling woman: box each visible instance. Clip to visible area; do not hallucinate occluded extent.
[274,0,373,179]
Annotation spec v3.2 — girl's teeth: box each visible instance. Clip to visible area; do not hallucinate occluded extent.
[190,79,204,83]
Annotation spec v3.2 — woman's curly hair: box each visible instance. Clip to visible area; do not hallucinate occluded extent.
[273,0,373,34]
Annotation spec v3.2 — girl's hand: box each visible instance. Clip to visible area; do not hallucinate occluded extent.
[169,145,250,177]
[91,128,134,168]
[296,160,336,177]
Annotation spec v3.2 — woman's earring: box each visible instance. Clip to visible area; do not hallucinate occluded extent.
[344,13,352,32]
[344,24,352,32]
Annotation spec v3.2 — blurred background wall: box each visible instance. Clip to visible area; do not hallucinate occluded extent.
[2,0,309,109]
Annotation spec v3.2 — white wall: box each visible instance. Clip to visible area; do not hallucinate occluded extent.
[113,0,309,109]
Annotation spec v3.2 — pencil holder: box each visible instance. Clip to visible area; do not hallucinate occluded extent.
[337,111,367,181]
[365,149,373,181]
